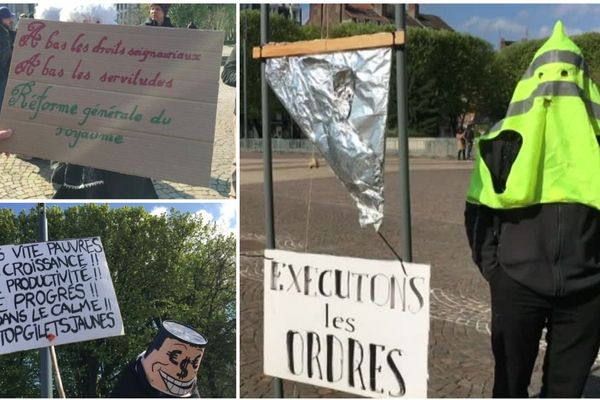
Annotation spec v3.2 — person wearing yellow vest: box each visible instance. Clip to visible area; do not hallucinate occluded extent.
[465,21,600,397]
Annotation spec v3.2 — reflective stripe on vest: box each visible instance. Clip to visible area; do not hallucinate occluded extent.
[521,50,587,79]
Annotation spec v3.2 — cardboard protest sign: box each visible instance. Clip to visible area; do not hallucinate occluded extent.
[0,237,123,354]
[0,19,224,186]
[264,250,430,398]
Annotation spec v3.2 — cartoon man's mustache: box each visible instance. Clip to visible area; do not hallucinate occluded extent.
[151,361,169,372]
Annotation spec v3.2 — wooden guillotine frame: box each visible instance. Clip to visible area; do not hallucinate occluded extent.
[251,4,413,398]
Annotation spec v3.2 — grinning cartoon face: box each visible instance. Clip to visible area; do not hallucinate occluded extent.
[142,338,206,397]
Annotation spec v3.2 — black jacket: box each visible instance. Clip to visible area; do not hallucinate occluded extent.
[465,129,600,296]
[51,163,158,199]
[465,202,600,297]
[0,23,15,80]
[143,17,174,28]
[110,356,200,398]
[221,47,236,87]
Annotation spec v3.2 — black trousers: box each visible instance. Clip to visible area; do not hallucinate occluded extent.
[489,267,600,398]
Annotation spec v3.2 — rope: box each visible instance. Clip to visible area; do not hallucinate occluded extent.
[303,163,314,252]
[377,230,408,276]
[325,6,330,39]
[300,6,329,254]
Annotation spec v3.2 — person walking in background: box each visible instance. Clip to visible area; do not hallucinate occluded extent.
[465,21,600,398]
[0,6,15,111]
[465,126,475,160]
[144,4,173,27]
[221,47,236,89]
[456,128,466,160]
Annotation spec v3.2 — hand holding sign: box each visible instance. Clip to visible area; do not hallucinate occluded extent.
[0,237,123,354]
[0,129,13,140]
[0,128,13,157]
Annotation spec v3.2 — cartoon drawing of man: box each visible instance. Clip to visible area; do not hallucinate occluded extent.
[111,321,208,398]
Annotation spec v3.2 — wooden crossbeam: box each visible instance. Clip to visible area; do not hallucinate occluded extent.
[252,31,405,59]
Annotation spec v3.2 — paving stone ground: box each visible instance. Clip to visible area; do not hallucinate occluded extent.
[0,46,235,200]
[239,153,600,398]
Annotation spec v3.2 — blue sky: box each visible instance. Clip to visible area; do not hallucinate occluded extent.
[0,202,237,235]
[421,4,600,47]
[301,4,600,48]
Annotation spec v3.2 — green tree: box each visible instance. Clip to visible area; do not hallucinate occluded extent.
[241,10,315,127]
[404,28,495,135]
[137,4,235,39]
[0,205,236,398]
[168,4,235,34]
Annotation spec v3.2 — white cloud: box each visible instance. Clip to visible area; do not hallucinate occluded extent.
[462,16,526,38]
[538,25,550,38]
[150,206,169,217]
[194,209,214,224]
[566,26,583,36]
[193,205,236,236]
[219,202,237,232]
[551,4,600,18]
[534,24,584,39]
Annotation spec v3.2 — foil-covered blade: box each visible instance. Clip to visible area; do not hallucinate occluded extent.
[266,48,391,230]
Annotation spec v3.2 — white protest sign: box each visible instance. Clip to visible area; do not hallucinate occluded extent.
[264,250,430,398]
[0,237,123,354]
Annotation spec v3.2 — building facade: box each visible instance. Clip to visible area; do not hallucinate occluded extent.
[308,4,453,31]
[115,4,145,26]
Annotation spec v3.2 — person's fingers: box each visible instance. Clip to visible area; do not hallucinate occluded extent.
[0,129,14,140]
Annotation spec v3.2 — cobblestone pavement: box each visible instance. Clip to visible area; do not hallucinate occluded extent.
[0,46,235,200]
[240,153,600,398]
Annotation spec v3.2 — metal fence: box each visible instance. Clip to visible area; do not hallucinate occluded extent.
[241,138,473,158]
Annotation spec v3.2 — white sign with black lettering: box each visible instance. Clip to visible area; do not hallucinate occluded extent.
[264,250,430,398]
[0,237,123,354]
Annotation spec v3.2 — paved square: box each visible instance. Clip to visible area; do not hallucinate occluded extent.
[240,153,600,398]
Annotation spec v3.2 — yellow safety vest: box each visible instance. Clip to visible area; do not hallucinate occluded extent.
[467,21,600,210]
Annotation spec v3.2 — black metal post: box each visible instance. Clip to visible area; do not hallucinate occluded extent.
[395,5,413,261]
[242,12,248,140]
[260,4,283,398]
[38,203,53,398]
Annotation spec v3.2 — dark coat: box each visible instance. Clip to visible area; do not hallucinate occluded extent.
[110,356,200,398]
[51,163,158,199]
[465,202,600,297]
[143,16,174,28]
[0,23,14,80]
[464,133,600,297]
[0,23,15,110]
[221,47,236,87]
